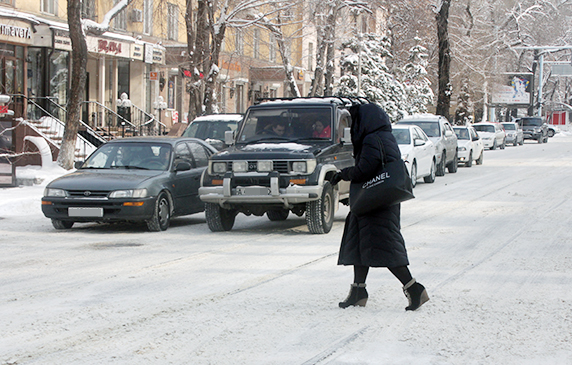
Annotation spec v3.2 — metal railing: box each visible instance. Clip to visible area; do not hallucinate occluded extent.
[132,104,166,136]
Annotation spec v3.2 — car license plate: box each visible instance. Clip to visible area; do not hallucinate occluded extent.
[68,207,104,217]
[237,187,270,196]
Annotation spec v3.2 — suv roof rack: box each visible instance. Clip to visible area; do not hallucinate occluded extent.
[254,96,370,108]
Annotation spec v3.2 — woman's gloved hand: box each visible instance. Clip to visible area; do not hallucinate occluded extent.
[328,172,343,186]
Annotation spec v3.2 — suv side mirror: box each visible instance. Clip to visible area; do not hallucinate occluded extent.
[341,127,352,144]
[445,130,453,137]
[224,130,235,146]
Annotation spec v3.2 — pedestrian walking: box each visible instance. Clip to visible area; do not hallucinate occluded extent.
[328,103,429,311]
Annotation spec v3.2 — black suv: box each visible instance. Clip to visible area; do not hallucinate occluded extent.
[199,97,358,233]
[516,117,549,143]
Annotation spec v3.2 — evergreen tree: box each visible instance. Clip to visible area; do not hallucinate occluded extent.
[399,39,434,115]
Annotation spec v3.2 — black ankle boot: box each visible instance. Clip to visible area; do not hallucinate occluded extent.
[403,278,429,311]
[339,283,368,308]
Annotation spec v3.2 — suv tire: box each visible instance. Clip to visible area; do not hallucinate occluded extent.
[306,182,334,234]
[267,209,289,221]
[205,203,237,232]
[436,152,446,176]
[466,151,473,167]
[476,150,484,165]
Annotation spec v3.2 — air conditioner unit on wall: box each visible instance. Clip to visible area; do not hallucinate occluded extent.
[131,9,143,22]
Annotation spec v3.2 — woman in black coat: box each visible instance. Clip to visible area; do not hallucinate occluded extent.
[329,103,429,311]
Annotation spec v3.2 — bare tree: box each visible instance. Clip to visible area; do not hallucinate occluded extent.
[435,0,451,120]
[58,0,133,170]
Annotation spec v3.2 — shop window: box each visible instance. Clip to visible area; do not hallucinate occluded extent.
[41,0,58,15]
[167,3,179,40]
[143,0,153,35]
[0,0,14,6]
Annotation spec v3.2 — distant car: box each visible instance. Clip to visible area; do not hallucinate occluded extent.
[516,117,549,143]
[547,124,559,137]
[397,114,458,176]
[41,137,218,231]
[453,125,484,167]
[391,125,436,187]
[501,122,524,146]
[473,122,506,150]
[182,114,243,150]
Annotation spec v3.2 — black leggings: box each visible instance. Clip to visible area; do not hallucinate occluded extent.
[353,265,412,286]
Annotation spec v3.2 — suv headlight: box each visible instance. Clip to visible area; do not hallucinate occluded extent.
[232,161,248,172]
[291,159,316,174]
[212,161,227,174]
[44,188,67,197]
[109,189,148,198]
[257,160,273,172]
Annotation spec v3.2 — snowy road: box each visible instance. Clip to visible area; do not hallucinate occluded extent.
[1,135,572,364]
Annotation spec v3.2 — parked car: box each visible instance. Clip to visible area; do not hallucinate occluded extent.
[181,114,243,150]
[516,117,549,143]
[391,125,436,187]
[501,122,524,146]
[199,97,358,234]
[453,125,484,167]
[41,137,218,231]
[473,122,506,150]
[547,124,559,137]
[397,114,458,176]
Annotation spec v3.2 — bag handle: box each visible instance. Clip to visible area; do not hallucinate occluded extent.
[374,135,387,168]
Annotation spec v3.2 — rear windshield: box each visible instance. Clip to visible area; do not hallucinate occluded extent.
[502,124,516,130]
[182,120,239,141]
[392,129,411,145]
[521,118,542,127]
[399,121,440,137]
[454,128,470,140]
[473,125,494,133]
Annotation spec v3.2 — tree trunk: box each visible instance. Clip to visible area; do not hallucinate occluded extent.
[57,0,87,170]
[185,0,200,121]
[436,0,451,120]
[322,3,338,96]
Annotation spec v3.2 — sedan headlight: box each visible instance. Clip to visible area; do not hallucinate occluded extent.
[212,162,227,174]
[109,189,148,198]
[44,188,67,197]
[257,160,273,172]
[232,161,248,172]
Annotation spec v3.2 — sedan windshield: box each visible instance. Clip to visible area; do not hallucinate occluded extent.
[474,125,494,133]
[182,120,238,141]
[82,142,172,171]
[502,124,516,130]
[237,107,332,143]
[399,121,440,138]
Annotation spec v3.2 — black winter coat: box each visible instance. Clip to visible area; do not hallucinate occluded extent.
[337,103,409,268]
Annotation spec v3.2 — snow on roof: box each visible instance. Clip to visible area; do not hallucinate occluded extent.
[192,114,243,122]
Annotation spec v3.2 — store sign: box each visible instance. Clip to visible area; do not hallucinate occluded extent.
[87,37,130,58]
[53,29,72,51]
[0,21,33,44]
[131,44,144,60]
[145,44,154,64]
[152,48,165,65]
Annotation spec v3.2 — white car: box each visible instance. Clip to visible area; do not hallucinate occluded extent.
[473,122,506,150]
[391,125,436,188]
[182,114,243,150]
[453,125,484,167]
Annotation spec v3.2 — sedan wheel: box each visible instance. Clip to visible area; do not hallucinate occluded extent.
[410,161,417,188]
[423,159,436,183]
[466,151,473,167]
[476,150,484,165]
[147,192,171,231]
[52,219,74,230]
[436,152,446,176]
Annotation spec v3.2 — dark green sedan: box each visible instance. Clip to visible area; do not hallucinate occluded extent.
[42,137,217,231]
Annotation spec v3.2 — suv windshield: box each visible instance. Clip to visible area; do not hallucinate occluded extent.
[399,121,440,137]
[521,118,542,127]
[82,142,172,171]
[502,123,516,130]
[474,125,494,133]
[237,107,333,143]
[453,128,470,140]
[392,129,411,144]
